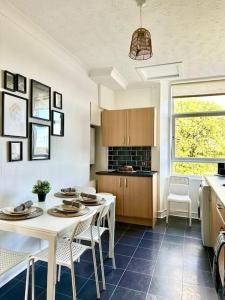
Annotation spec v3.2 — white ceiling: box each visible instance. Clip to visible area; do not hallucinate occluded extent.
[7,0,225,88]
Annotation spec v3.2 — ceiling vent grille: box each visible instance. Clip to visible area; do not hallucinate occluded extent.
[136,62,183,81]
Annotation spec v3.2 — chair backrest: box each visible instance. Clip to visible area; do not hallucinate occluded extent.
[169,176,189,196]
[0,248,28,275]
[100,202,111,219]
[96,202,111,229]
[71,210,97,241]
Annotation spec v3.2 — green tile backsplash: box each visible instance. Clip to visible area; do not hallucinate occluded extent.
[108,146,151,171]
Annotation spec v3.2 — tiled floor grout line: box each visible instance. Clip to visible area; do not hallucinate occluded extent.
[0,278,24,298]
[76,225,132,298]
[181,222,189,300]
[72,226,127,298]
[182,220,210,299]
[35,266,92,299]
[144,223,167,300]
[108,226,147,299]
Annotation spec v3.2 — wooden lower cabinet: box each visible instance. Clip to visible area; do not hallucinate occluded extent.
[123,177,151,218]
[211,190,225,246]
[97,175,124,216]
[210,189,225,285]
[97,174,157,227]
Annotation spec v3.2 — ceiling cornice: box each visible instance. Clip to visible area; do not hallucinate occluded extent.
[0,0,88,75]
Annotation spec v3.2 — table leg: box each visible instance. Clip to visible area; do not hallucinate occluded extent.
[46,236,57,300]
[109,200,115,258]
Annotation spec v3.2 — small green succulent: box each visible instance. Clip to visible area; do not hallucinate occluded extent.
[32,180,51,195]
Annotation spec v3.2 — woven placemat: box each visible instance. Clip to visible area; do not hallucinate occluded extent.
[54,192,77,198]
[79,199,106,206]
[0,207,43,221]
[47,207,90,218]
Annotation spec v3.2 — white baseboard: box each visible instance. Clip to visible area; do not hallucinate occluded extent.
[157,208,199,220]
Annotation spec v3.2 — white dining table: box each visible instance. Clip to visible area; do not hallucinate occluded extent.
[0,194,115,300]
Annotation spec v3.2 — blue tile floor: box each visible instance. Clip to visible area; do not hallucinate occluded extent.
[0,217,218,299]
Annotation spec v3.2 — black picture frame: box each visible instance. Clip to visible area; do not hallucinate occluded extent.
[53,92,62,109]
[8,141,23,162]
[16,74,27,94]
[31,79,51,121]
[51,110,64,136]
[4,71,16,92]
[2,92,28,138]
[30,123,50,161]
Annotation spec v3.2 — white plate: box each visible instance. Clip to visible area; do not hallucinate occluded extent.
[60,192,76,196]
[1,207,31,216]
[56,204,85,213]
[81,197,98,203]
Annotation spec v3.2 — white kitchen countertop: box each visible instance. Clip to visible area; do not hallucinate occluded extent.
[205,175,225,207]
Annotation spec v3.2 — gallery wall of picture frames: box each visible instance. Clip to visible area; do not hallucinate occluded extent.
[1,69,64,162]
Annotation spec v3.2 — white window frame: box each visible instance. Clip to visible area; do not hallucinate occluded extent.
[172,94,225,165]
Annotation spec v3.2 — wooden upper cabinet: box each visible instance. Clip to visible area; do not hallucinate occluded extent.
[123,176,152,219]
[97,175,124,216]
[101,107,156,146]
[126,107,156,146]
[101,110,126,146]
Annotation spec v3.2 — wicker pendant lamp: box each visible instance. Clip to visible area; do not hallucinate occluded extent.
[129,0,153,60]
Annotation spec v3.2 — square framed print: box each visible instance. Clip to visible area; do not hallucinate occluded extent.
[51,110,64,136]
[2,92,28,138]
[4,71,16,92]
[31,79,51,121]
[16,74,27,94]
[8,141,23,162]
[53,92,62,109]
[30,123,50,160]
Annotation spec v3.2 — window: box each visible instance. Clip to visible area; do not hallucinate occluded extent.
[172,94,225,175]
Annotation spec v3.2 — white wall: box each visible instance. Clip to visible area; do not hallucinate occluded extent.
[158,81,171,214]
[0,4,98,284]
[99,84,115,110]
[114,85,160,110]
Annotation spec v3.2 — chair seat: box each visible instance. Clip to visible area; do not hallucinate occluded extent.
[167,193,191,203]
[76,226,107,242]
[0,248,29,275]
[31,240,90,268]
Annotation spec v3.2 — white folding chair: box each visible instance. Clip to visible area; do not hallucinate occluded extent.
[25,210,100,300]
[75,202,116,290]
[166,176,192,226]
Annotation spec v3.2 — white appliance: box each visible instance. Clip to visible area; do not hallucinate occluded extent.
[199,180,212,247]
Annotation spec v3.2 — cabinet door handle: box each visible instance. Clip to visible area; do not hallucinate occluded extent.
[125,178,128,188]
[119,178,122,187]
[123,136,126,145]
[217,203,223,209]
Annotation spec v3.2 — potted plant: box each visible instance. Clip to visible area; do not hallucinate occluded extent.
[32,180,51,202]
